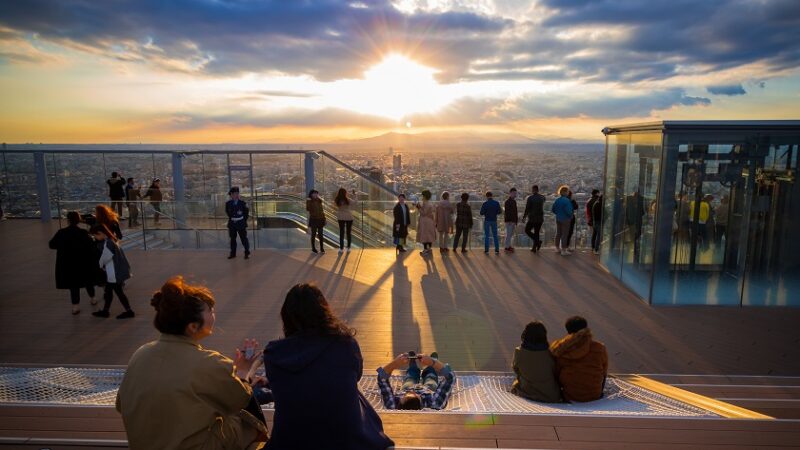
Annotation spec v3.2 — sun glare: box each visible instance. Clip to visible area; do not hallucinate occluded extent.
[329,54,450,121]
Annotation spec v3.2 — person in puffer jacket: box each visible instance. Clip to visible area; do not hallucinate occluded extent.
[549,316,608,402]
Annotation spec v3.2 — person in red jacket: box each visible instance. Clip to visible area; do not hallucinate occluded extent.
[550,316,608,402]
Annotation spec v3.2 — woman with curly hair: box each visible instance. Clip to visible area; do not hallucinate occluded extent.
[263,283,393,450]
[95,204,122,240]
[116,276,268,450]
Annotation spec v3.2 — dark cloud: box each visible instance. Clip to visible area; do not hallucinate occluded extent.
[707,84,747,96]
[1,0,796,86]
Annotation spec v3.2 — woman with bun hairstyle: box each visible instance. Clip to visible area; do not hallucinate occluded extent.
[116,276,269,450]
[263,283,393,450]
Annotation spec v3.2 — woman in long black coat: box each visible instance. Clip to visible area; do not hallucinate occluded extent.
[264,284,394,450]
[49,211,99,315]
[392,193,411,253]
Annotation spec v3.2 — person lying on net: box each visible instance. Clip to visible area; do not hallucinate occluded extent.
[376,351,455,410]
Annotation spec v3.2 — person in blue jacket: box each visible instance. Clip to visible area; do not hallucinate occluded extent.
[479,191,502,254]
[263,284,394,450]
[551,185,575,256]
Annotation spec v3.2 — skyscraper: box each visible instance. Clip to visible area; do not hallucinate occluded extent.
[392,154,402,176]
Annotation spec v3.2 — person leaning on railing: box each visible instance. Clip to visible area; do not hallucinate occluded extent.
[116,276,269,450]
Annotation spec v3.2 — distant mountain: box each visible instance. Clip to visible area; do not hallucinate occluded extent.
[324,131,602,152]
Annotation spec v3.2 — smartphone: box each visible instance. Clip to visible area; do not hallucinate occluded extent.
[245,347,255,359]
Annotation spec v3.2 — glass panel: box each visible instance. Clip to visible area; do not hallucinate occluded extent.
[2,153,38,217]
[600,133,629,280]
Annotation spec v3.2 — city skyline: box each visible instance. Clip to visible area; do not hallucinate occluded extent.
[1,1,798,143]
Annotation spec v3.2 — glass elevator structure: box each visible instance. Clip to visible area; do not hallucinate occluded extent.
[600,121,800,306]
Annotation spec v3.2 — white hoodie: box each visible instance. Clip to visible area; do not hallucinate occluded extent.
[99,240,117,283]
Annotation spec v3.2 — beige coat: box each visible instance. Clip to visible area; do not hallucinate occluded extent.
[335,198,358,221]
[116,334,256,450]
[416,201,437,243]
[435,200,454,233]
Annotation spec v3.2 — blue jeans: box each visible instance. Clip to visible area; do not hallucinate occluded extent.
[402,359,439,391]
[484,221,499,252]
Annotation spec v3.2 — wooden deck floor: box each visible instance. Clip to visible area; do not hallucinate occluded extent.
[2,219,799,376]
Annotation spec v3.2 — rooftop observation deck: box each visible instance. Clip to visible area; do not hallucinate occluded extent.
[1,219,800,449]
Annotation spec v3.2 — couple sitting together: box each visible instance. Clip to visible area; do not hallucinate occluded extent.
[512,316,609,403]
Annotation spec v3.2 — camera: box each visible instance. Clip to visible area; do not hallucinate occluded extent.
[406,351,419,360]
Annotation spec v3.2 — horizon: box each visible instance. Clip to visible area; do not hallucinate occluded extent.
[1,1,799,143]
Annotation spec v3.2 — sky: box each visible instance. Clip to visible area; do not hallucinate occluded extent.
[0,0,798,144]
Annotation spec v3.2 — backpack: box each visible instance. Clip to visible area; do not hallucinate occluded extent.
[107,240,131,282]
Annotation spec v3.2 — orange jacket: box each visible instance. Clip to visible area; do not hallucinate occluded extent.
[550,328,608,402]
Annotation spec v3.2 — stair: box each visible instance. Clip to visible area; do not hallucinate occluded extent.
[120,230,174,251]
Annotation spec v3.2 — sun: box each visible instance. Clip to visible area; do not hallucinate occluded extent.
[329,54,451,121]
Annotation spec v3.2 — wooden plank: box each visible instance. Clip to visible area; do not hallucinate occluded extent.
[491,414,800,431]
[677,385,800,400]
[498,439,800,450]
[0,417,124,432]
[554,426,800,446]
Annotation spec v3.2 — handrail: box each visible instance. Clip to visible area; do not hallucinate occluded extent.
[318,151,400,197]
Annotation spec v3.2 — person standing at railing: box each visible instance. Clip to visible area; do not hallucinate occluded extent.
[453,192,473,253]
[415,190,436,256]
[226,186,251,260]
[587,189,603,255]
[393,193,410,253]
[125,178,141,227]
[552,186,574,256]
[565,191,579,249]
[307,189,326,254]
[434,191,454,254]
[523,185,545,253]
[334,188,356,253]
[504,188,519,253]
[144,178,162,225]
[107,171,126,219]
[480,191,502,255]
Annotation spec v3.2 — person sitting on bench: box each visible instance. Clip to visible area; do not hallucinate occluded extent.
[377,351,455,410]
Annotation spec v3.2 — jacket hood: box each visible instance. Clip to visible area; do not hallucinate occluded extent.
[550,328,593,360]
[264,332,337,373]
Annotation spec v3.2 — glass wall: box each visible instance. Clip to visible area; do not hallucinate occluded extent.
[602,125,799,306]
[600,132,662,300]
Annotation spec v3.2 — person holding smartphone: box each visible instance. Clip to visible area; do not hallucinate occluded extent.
[376,351,455,410]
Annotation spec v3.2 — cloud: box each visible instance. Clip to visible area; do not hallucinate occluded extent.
[707,84,747,96]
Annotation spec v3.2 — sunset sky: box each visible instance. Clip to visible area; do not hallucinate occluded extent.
[0,0,798,143]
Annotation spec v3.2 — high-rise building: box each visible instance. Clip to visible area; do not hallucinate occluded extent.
[392,154,402,175]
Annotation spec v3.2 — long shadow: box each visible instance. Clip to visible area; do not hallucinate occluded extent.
[391,258,421,359]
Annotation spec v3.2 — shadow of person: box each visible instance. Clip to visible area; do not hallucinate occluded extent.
[391,259,421,359]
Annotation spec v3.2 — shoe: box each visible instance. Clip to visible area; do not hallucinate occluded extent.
[531,246,536,252]
[320,248,325,254]
[561,250,571,256]
[461,249,468,253]
[484,250,489,254]
[339,249,343,254]
[71,305,80,315]
[244,252,250,259]
[495,251,500,255]
[228,254,236,259]
[346,247,351,252]
[90,297,98,306]
[398,246,407,252]
[312,248,318,254]
[116,310,135,319]
[92,310,110,318]
[536,241,542,252]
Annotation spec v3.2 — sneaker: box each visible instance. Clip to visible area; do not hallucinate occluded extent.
[346,247,351,252]
[561,250,571,256]
[244,252,250,259]
[312,248,318,254]
[228,254,236,259]
[92,310,110,318]
[71,305,80,315]
[495,250,500,255]
[398,246,407,253]
[116,310,135,319]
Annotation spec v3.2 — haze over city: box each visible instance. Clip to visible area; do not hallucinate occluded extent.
[1,0,799,144]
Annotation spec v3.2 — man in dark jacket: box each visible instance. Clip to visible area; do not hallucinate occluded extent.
[453,192,473,253]
[107,172,126,218]
[503,188,519,252]
[550,316,608,402]
[225,187,250,259]
[393,193,411,252]
[377,352,455,410]
[523,185,545,253]
[479,192,502,254]
[49,211,98,314]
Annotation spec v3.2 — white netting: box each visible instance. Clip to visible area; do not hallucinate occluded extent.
[0,367,717,417]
